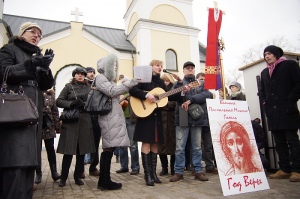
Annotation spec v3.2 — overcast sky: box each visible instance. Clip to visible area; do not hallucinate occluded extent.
[3,0,300,71]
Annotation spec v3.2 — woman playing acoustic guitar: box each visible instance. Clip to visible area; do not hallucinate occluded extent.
[129,60,187,186]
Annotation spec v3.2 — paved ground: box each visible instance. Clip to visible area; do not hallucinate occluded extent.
[33,149,300,199]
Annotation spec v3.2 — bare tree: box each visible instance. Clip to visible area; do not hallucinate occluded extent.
[241,36,296,65]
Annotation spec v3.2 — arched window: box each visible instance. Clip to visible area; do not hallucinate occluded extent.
[165,49,177,71]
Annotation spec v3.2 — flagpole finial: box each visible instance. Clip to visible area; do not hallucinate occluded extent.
[218,38,225,51]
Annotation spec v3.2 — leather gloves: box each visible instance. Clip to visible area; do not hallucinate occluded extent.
[31,49,54,70]
[70,99,85,108]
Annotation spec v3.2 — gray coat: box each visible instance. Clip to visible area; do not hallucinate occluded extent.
[56,81,95,155]
[96,53,138,149]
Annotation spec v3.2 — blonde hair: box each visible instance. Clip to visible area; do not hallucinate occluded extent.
[149,59,163,67]
[161,74,174,84]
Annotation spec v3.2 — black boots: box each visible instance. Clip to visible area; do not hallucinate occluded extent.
[141,152,154,186]
[159,154,168,176]
[50,163,61,181]
[141,152,162,186]
[150,151,161,183]
[74,176,84,186]
[97,151,122,190]
[160,167,168,176]
[35,166,42,184]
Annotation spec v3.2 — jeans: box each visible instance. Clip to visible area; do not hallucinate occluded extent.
[201,126,214,170]
[114,148,119,156]
[272,129,300,173]
[119,119,140,171]
[84,153,91,163]
[174,126,203,174]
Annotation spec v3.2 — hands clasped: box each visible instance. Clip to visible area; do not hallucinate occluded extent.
[70,99,85,108]
[31,49,55,70]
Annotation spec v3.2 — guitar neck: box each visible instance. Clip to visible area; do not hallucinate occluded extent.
[158,86,186,100]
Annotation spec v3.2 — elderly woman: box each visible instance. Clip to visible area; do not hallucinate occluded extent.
[0,22,54,198]
[228,81,246,101]
[56,67,95,187]
[95,53,139,190]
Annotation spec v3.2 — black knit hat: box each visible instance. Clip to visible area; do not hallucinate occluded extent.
[263,45,283,58]
[183,61,195,69]
[72,67,87,77]
[85,67,95,73]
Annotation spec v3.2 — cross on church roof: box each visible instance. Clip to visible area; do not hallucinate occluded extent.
[71,7,83,22]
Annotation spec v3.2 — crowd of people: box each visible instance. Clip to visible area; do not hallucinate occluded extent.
[0,21,299,198]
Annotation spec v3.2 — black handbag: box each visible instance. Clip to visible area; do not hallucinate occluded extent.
[84,79,112,115]
[59,84,80,122]
[0,66,39,127]
[59,108,79,123]
[188,103,204,120]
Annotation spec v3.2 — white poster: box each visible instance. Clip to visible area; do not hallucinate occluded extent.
[207,99,269,196]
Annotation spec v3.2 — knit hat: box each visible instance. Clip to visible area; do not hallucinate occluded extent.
[85,67,95,74]
[183,61,195,69]
[229,81,241,91]
[263,45,283,58]
[18,22,42,37]
[72,67,87,77]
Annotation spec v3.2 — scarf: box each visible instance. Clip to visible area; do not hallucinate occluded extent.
[266,57,286,77]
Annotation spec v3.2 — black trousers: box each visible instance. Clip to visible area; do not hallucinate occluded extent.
[61,143,84,180]
[0,167,35,199]
[272,129,300,173]
[44,138,56,164]
[89,116,101,172]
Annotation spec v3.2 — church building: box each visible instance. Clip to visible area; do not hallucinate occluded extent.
[0,0,206,95]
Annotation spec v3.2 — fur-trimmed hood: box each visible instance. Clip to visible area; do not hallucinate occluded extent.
[97,53,118,82]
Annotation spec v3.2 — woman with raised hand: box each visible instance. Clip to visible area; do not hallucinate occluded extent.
[0,22,54,198]
[95,53,139,190]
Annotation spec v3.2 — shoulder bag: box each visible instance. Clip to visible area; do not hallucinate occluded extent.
[188,103,204,120]
[59,84,79,123]
[0,66,39,127]
[84,79,112,115]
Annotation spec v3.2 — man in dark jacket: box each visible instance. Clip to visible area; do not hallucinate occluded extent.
[170,61,212,182]
[259,45,300,182]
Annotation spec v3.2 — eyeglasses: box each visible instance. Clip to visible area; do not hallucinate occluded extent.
[25,29,42,39]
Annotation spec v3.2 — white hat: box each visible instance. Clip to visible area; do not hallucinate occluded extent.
[18,22,42,37]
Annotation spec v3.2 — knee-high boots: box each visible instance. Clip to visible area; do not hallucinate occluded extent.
[141,152,154,186]
[141,152,162,186]
[97,151,122,190]
[150,151,161,183]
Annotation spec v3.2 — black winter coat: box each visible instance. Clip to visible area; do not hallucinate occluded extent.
[129,75,167,144]
[259,59,300,131]
[0,38,54,168]
[158,83,176,155]
[56,81,95,155]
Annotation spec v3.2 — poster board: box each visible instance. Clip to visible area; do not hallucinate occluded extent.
[207,99,269,196]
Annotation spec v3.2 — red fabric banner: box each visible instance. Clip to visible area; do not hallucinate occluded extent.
[204,8,223,89]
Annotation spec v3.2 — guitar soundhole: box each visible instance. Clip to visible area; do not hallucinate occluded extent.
[154,95,159,102]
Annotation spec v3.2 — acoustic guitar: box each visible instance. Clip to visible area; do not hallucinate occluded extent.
[130,81,200,117]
